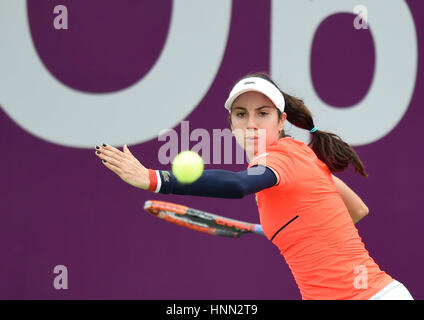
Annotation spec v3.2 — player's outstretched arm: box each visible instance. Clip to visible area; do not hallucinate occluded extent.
[95,145,276,199]
[95,144,150,190]
[332,174,369,224]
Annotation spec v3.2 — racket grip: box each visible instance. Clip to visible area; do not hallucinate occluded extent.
[215,229,243,238]
[254,224,265,236]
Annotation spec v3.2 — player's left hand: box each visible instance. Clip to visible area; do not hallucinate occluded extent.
[95,144,150,190]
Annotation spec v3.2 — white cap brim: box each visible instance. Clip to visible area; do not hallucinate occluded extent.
[224,77,285,113]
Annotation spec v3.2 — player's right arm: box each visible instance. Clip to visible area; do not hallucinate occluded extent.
[332,174,369,224]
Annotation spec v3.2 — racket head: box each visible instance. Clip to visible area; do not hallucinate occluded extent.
[144,200,257,238]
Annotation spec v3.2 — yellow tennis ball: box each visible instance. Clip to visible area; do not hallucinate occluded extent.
[172,151,204,184]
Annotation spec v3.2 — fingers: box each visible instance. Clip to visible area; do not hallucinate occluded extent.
[102,158,122,175]
[94,144,122,173]
[102,144,126,158]
[94,143,122,165]
[103,143,125,157]
[96,147,119,163]
[95,149,121,167]
[95,143,129,163]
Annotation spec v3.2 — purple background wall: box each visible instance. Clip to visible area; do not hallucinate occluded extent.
[0,0,422,299]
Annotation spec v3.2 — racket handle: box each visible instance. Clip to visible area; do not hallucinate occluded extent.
[254,224,265,236]
[215,229,243,238]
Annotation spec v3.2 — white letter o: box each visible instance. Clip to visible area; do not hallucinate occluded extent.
[271,0,417,146]
[0,1,231,148]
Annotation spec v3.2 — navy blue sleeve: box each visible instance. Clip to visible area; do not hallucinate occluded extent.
[157,165,277,198]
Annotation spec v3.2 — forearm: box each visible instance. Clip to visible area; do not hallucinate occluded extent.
[332,174,369,224]
[149,166,277,198]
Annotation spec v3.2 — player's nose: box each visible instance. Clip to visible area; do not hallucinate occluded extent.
[246,114,258,130]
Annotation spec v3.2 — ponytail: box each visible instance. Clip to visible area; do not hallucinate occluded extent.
[283,93,368,178]
[240,72,368,178]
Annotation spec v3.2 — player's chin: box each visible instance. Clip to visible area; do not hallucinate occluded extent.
[245,137,264,148]
[244,137,259,144]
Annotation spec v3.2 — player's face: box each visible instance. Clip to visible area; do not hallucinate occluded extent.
[230,91,286,158]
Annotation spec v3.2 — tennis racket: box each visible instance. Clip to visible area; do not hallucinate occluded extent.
[144,200,265,238]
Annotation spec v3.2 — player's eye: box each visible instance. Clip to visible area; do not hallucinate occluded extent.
[236,112,246,118]
[258,111,268,117]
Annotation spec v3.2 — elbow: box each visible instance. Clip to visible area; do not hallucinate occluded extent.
[351,205,369,224]
[235,184,247,198]
[354,205,369,223]
[230,179,247,198]
[361,205,369,216]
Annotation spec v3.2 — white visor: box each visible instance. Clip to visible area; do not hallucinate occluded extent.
[224,76,285,113]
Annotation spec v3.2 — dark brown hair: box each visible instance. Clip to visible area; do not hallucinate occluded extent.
[228,72,368,178]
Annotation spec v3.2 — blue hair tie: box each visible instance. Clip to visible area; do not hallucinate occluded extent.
[310,126,318,133]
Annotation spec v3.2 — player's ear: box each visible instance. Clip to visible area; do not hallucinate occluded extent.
[278,112,287,132]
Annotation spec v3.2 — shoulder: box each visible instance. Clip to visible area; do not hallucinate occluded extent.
[273,137,305,148]
[249,138,301,165]
[248,138,300,187]
[266,137,307,156]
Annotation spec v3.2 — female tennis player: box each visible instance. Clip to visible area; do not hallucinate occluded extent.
[95,72,413,300]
